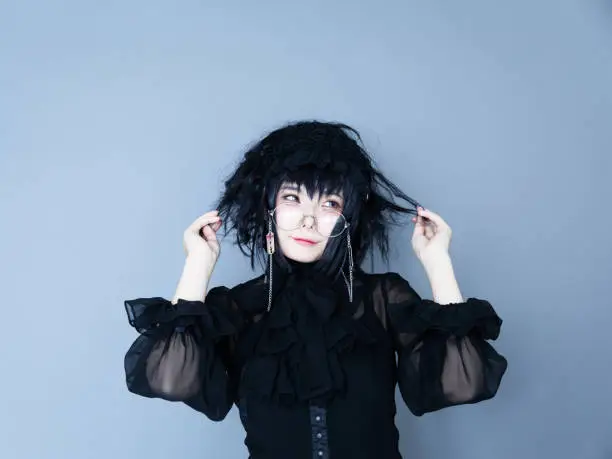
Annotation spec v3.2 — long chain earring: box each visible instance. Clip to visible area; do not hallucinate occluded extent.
[340,225,354,303]
[266,210,275,312]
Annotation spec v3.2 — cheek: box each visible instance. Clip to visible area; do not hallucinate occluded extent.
[274,230,291,251]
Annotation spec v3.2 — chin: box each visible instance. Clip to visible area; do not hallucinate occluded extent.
[278,238,324,263]
[283,250,322,263]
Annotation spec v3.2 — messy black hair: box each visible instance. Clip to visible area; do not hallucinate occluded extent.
[214,120,423,277]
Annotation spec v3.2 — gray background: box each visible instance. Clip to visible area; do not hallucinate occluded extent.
[1,1,611,458]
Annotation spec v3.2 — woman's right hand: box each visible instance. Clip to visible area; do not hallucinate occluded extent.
[182,210,223,267]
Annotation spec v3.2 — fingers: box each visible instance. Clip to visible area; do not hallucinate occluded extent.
[417,207,444,227]
[411,217,426,243]
[201,224,218,242]
[424,219,435,238]
[417,216,431,237]
[412,207,443,240]
[411,213,427,228]
[188,211,221,234]
[416,207,452,238]
[211,219,222,232]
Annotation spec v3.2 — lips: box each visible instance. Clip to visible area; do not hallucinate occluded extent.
[292,237,318,245]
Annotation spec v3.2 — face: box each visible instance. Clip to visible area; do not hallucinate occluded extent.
[273,182,345,263]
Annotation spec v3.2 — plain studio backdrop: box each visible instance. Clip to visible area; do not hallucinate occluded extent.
[1,1,611,458]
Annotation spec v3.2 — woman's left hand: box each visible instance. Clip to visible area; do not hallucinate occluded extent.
[411,206,452,267]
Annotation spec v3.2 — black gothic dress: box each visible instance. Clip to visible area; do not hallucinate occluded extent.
[123,260,507,459]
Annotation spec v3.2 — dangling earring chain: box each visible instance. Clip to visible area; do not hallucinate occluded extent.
[266,212,274,311]
[340,228,354,302]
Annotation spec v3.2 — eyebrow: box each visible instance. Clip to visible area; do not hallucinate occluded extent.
[279,184,344,200]
[279,184,300,191]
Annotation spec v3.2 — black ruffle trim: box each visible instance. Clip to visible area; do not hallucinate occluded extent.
[388,297,503,341]
[124,286,241,340]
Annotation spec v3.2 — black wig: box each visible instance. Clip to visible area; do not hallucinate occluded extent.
[214,120,423,277]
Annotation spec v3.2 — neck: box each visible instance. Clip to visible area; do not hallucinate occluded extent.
[271,254,349,287]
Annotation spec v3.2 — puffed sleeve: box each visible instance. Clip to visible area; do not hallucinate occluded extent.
[123,286,244,421]
[382,272,508,416]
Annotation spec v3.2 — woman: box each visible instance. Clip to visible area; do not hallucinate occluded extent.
[124,120,508,459]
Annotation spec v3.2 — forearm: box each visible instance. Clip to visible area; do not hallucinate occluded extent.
[423,254,464,305]
[171,256,214,304]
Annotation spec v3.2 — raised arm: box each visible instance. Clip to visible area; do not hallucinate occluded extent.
[382,272,508,416]
[123,210,244,420]
[124,284,244,420]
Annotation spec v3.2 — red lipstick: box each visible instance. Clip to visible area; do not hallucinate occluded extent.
[292,237,318,245]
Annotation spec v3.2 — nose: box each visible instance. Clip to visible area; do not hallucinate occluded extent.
[302,215,316,229]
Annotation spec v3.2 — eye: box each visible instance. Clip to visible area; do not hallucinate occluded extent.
[281,193,299,202]
[323,200,343,210]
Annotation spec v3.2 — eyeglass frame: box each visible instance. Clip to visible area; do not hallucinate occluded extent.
[267,205,350,239]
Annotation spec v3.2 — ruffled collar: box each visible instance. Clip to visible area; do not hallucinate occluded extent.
[236,257,380,405]
[269,257,350,321]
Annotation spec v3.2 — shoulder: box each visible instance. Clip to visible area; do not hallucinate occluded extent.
[358,270,420,307]
[226,273,268,314]
[228,273,266,295]
[357,270,413,291]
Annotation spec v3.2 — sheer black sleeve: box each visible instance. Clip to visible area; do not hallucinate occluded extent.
[123,286,244,421]
[382,272,508,416]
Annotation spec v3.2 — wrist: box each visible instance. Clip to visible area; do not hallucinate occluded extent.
[423,257,464,304]
[422,252,453,275]
[185,254,215,275]
[172,257,214,304]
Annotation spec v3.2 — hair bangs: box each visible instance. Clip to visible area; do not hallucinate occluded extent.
[266,165,352,207]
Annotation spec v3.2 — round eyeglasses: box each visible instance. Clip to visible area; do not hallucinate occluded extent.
[268,203,349,238]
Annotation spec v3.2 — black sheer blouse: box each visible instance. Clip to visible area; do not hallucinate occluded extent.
[124,264,507,459]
